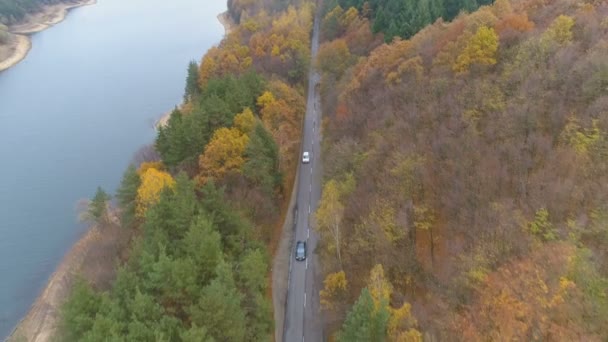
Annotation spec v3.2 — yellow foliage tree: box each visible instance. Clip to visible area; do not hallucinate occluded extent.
[366,264,422,340]
[339,7,359,27]
[366,199,402,243]
[256,91,276,109]
[542,15,575,45]
[198,127,249,184]
[255,81,304,172]
[368,264,393,308]
[316,179,345,267]
[233,107,256,135]
[388,302,422,342]
[137,161,164,176]
[320,271,348,311]
[561,117,601,156]
[453,26,499,73]
[136,168,175,217]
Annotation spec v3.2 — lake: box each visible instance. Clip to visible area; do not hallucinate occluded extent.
[0,0,225,338]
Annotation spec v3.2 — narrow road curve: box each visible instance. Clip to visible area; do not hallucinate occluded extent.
[283,7,323,342]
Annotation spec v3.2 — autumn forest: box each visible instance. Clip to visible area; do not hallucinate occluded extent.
[57,0,608,340]
[316,0,608,340]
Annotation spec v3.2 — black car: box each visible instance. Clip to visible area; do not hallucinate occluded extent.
[295,240,307,261]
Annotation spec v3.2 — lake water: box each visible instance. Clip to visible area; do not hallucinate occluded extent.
[0,0,225,338]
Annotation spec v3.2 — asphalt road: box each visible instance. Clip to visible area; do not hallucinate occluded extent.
[283,11,323,342]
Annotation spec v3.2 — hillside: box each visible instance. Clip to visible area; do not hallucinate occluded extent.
[57,0,315,341]
[316,0,608,340]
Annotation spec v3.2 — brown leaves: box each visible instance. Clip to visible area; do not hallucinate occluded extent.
[454,243,592,341]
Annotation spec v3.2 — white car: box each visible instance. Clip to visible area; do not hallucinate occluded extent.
[302,151,310,164]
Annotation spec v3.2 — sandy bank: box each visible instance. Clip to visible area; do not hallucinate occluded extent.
[0,0,96,72]
[0,34,31,72]
[7,209,124,342]
[7,226,101,342]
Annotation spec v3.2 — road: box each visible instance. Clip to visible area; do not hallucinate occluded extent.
[283,9,323,342]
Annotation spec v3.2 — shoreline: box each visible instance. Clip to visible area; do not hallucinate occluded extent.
[6,226,102,342]
[7,6,233,342]
[154,11,235,130]
[0,0,96,73]
[0,35,32,72]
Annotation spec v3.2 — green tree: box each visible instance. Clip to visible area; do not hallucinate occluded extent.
[180,325,214,342]
[86,186,111,225]
[116,165,141,227]
[238,249,273,341]
[243,122,282,195]
[60,278,102,341]
[528,208,556,241]
[189,262,246,342]
[338,288,390,342]
[184,60,201,102]
[182,216,223,285]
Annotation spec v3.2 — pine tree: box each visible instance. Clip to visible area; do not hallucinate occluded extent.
[60,278,102,341]
[184,60,200,102]
[189,262,246,342]
[338,288,390,342]
[87,186,111,225]
[243,122,282,195]
[116,165,141,228]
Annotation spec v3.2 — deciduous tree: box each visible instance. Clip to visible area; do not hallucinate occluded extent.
[136,167,175,217]
[453,26,499,73]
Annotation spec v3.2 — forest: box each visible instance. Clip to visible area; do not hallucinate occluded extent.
[58,0,313,340]
[316,0,608,340]
[327,0,495,41]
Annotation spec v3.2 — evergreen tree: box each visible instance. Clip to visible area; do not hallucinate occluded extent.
[184,60,200,102]
[338,288,390,342]
[182,216,223,285]
[60,279,102,341]
[87,186,111,225]
[244,122,282,195]
[166,173,198,241]
[156,109,189,168]
[116,165,141,228]
[189,262,247,342]
[238,249,273,341]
